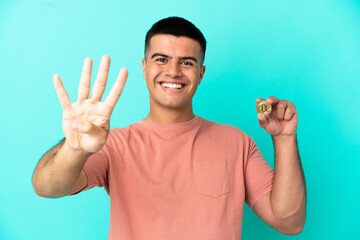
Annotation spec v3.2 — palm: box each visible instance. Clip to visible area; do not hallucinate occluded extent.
[62,100,112,152]
[53,56,128,153]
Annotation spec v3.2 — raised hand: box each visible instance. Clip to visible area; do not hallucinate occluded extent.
[256,96,298,137]
[53,55,128,153]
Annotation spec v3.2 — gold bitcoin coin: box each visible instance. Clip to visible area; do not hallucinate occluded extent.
[256,100,272,116]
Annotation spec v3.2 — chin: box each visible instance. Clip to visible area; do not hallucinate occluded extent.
[162,102,186,109]
[150,94,192,110]
[158,99,190,110]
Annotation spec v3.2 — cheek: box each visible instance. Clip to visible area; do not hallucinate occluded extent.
[188,70,201,84]
[148,66,162,80]
[146,68,161,89]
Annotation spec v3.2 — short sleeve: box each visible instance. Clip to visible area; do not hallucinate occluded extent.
[80,143,110,195]
[244,137,274,209]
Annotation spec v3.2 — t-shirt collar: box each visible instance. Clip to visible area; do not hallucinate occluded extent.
[136,115,201,132]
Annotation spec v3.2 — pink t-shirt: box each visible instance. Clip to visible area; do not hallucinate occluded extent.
[81,116,274,240]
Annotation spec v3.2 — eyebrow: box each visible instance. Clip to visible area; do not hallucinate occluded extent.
[151,53,198,63]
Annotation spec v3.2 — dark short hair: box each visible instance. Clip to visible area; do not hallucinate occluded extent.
[144,16,206,64]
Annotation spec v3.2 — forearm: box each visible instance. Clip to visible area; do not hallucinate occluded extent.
[32,139,91,198]
[270,135,306,230]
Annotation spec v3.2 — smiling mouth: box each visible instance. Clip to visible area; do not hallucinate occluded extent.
[160,82,185,89]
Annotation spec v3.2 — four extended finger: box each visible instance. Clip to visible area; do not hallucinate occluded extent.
[104,68,128,109]
[53,74,71,109]
[78,57,93,101]
[91,55,111,101]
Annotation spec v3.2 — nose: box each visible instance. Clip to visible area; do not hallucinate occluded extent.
[165,61,182,78]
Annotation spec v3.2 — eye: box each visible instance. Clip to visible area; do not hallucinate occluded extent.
[181,61,194,66]
[155,58,167,63]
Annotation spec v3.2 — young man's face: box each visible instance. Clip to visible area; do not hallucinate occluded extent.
[142,34,206,111]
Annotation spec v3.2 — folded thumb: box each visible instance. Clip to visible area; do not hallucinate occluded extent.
[72,120,99,135]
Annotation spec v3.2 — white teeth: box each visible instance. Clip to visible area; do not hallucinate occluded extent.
[161,82,184,89]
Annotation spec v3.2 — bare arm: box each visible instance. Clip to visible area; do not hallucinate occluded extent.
[252,97,306,234]
[32,56,128,198]
[32,139,90,198]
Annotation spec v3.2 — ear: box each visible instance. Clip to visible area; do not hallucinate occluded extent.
[142,58,147,79]
[198,65,206,85]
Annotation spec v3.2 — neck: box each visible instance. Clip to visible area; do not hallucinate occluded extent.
[144,104,195,124]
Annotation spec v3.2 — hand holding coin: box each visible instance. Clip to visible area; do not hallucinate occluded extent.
[255,97,298,137]
[256,100,272,116]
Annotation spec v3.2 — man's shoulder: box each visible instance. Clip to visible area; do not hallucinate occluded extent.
[108,121,140,135]
[199,117,249,139]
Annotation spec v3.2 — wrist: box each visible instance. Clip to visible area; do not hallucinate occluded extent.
[62,139,92,159]
[272,134,297,143]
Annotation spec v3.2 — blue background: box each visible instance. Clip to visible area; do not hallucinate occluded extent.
[1,0,359,239]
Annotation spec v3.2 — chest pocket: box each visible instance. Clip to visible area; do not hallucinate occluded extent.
[193,159,229,198]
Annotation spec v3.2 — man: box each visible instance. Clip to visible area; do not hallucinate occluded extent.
[32,17,306,239]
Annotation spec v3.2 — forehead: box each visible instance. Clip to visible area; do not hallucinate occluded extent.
[148,34,202,56]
